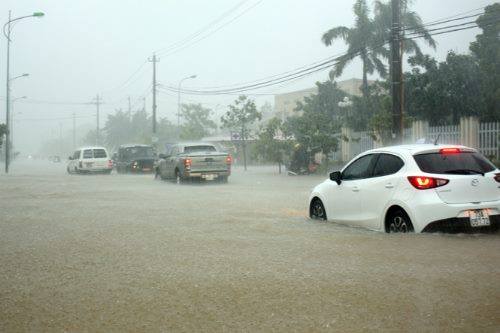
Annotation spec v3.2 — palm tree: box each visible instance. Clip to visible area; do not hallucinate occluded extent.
[373,0,436,62]
[322,0,387,98]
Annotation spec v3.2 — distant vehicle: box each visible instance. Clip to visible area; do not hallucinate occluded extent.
[156,142,232,183]
[114,144,156,174]
[48,155,61,163]
[67,147,113,174]
[309,144,500,233]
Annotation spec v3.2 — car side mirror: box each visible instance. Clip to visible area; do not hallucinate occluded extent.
[68,156,73,160]
[330,171,342,185]
[159,153,167,159]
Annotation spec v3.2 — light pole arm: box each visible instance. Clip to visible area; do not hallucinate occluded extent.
[3,13,44,40]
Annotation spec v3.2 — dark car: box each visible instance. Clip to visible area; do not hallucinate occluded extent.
[114,144,156,173]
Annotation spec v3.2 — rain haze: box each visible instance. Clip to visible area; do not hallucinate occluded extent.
[0,0,494,152]
[1,0,499,332]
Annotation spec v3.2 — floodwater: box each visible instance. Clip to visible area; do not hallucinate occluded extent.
[1,159,499,332]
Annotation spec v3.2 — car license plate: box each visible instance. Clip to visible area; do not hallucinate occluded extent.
[470,210,490,227]
[203,174,215,181]
[142,168,151,171]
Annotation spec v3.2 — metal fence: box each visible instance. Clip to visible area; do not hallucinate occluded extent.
[333,121,500,162]
[427,124,461,145]
[479,122,500,159]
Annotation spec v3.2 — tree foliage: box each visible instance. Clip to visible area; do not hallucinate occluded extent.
[179,103,217,141]
[221,95,261,170]
[285,81,346,156]
[0,123,6,148]
[469,3,500,121]
[405,51,486,124]
[254,117,293,173]
[322,0,384,97]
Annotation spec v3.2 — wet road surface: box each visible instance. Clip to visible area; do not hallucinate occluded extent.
[1,160,499,332]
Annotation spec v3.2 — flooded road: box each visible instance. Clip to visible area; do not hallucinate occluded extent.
[1,159,499,332]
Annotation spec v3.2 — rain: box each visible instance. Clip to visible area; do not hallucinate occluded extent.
[1,0,499,331]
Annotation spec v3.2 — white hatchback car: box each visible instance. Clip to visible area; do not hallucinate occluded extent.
[309,144,500,233]
[67,147,113,174]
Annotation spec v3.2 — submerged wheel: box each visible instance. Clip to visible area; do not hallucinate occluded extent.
[310,198,327,220]
[388,209,414,233]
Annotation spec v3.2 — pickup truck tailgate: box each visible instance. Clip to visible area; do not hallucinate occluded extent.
[187,153,228,172]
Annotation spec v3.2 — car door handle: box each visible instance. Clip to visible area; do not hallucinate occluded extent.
[385,183,394,189]
[352,186,360,192]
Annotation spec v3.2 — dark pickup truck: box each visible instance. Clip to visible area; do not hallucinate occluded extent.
[114,144,156,173]
[156,142,231,183]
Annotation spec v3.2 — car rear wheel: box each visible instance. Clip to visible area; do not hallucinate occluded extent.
[310,198,327,220]
[388,209,414,233]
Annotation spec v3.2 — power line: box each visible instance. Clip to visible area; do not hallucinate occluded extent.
[161,10,500,97]
[153,0,250,55]
[157,0,264,58]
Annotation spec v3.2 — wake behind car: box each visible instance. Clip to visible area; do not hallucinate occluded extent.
[67,147,113,174]
[309,144,500,233]
[114,144,156,173]
[156,142,231,183]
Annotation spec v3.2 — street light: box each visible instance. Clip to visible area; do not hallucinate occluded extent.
[10,73,29,82]
[3,11,44,173]
[177,75,197,132]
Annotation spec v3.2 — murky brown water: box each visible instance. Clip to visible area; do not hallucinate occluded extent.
[1,160,499,331]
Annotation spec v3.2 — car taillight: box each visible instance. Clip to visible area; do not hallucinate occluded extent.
[226,155,232,165]
[407,176,449,190]
[495,173,500,183]
[108,160,113,168]
[183,158,192,168]
[440,148,461,154]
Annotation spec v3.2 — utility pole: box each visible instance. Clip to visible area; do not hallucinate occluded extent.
[399,0,407,140]
[5,11,11,173]
[148,54,159,134]
[391,0,402,143]
[91,94,102,145]
[72,112,76,150]
[59,122,63,155]
[128,96,131,113]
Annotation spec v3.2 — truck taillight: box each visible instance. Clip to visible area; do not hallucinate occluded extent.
[226,155,232,165]
[407,176,449,190]
[183,158,192,168]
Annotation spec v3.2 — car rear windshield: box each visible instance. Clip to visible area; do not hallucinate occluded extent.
[123,147,154,159]
[183,145,216,154]
[93,149,107,158]
[413,151,496,175]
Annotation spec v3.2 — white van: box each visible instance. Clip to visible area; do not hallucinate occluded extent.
[67,147,113,174]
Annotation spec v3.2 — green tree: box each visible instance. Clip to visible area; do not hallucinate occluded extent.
[322,0,386,97]
[104,110,133,149]
[0,123,6,148]
[373,0,436,61]
[284,81,346,163]
[469,3,500,121]
[221,95,261,171]
[405,52,485,123]
[82,130,98,146]
[254,117,292,174]
[179,103,217,141]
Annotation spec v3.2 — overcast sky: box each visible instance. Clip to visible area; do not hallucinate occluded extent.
[0,0,494,153]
